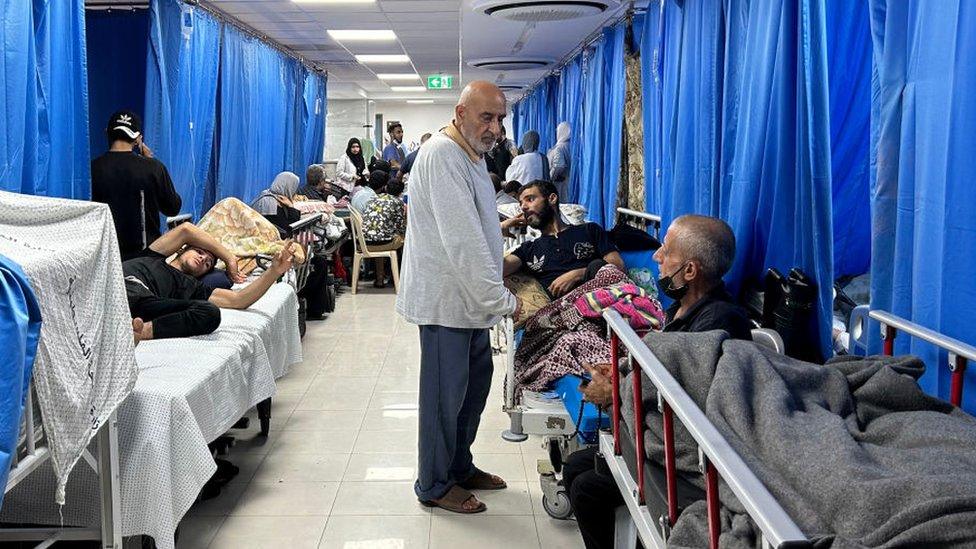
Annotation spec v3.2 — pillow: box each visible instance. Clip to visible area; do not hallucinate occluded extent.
[504,272,551,328]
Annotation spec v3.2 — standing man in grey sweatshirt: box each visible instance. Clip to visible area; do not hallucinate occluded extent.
[396,81,523,514]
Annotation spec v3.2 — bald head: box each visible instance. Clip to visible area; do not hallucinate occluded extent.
[669,215,736,281]
[455,80,507,155]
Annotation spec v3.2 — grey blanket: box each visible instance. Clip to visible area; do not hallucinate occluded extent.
[619,331,976,548]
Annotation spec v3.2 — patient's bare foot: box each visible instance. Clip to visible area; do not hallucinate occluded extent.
[132,318,154,344]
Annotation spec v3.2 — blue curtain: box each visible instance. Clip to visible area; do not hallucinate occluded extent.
[302,70,327,172]
[577,22,627,228]
[869,0,976,411]
[216,25,303,202]
[85,8,149,163]
[144,0,220,221]
[556,55,583,203]
[1,0,90,198]
[827,0,872,278]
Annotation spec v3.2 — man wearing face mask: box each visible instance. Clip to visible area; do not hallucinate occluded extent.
[561,214,751,549]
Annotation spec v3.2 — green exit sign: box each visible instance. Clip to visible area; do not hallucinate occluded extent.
[427,75,453,89]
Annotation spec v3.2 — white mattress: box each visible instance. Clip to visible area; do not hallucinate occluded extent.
[0,283,303,549]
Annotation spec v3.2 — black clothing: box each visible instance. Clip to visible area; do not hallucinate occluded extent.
[122,250,219,339]
[299,183,326,201]
[123,250,213,302]
[263,204,301,239]
[346,138,366,175]
[513,222,617,290]
[663,282,753,340]
[564,447,621,549]
[487,141,513,179]
[91,151,182,261]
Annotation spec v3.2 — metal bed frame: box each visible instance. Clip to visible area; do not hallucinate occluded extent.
[869,309,974,407]
[1,384,122,548]
[601,308,810,549]
[499,207,664,443]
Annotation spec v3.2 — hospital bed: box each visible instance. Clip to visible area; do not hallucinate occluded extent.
[496,207,665,518]
[2,381,123,548]
[600,306,975,548]
[600,309,808,549]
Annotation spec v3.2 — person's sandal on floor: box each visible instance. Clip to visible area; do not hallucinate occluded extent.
[419,485,486,514]
[459,470,507,491]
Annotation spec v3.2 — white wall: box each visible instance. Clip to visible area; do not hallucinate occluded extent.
[325,99,373,161]
[373,102,456,152]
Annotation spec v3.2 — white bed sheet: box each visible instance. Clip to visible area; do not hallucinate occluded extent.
[0,283,302,549]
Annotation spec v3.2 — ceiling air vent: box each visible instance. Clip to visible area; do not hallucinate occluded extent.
[468,57,553,71]
[473,0,615,22]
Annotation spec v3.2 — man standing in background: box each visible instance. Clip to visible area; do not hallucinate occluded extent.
[382,122,406,168]
[397,132,432,181]
[91,110,182,262]
[396,81,522,514]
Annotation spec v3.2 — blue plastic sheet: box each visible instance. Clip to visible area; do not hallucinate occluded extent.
[302,71,328,173]
[826,0,872,278]
[869,0,976,412]
[216,25,305,202]
[1,0,90,198]
[144,0,220,220]
[0,254,42,507]
[85,8,149,164]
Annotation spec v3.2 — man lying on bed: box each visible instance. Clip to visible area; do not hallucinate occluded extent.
[124,222,295,342]
[564,214,752,549]
[501,180,624,297]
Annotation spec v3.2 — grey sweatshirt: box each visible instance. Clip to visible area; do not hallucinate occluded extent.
[395,125,517,328]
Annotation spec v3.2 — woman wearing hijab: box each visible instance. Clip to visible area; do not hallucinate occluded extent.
[505,130,550,186]
[337,137,368,193]
[251,171,301,236]
[251,171,331,320]
[548,122,572,200]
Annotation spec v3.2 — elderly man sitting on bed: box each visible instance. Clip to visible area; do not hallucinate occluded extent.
[564,214,753,549]
[124,222,295,342]
[501,180,624,298]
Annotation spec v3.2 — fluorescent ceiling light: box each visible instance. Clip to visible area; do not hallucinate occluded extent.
[407,100,434,104]
[294,0,375,4]
[356,54,410,64]
[377,73,420,81]
[390,86,426,92]
[328,30,396,41]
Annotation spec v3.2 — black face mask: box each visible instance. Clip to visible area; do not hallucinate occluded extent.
[657,262,690,301]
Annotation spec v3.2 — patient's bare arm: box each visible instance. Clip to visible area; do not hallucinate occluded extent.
[209,241,295,310]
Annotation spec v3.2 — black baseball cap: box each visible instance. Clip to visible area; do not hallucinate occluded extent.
[106,110,142,140]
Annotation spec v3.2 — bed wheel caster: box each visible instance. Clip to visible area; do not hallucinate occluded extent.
[502,429,528,442]
[542,490,573,520]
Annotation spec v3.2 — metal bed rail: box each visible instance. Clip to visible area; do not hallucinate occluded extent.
[287,213,323,293]
[603,309,809,549]
[2,381,122,548]
[870,309,976,407]
[616,207,663,238]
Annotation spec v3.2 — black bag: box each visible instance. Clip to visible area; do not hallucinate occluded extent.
[609,222,661,252]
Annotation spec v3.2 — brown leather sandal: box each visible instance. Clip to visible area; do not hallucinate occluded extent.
[419,485,486,514]
[458,470,507,491]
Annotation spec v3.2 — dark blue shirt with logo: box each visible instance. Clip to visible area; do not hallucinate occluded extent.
[513,222,617,289]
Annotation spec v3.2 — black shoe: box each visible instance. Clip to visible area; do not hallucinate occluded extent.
[213,458,240,485]
[306,313,327,321]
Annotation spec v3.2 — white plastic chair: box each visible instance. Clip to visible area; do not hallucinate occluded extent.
[348,206,401,295]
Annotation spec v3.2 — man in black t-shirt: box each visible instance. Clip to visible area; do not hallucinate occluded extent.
[125,222,295,342]
[502,180,624,298]
[91,110,182,261]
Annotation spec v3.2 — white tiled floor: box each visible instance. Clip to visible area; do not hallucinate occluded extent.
[177,289,584,549]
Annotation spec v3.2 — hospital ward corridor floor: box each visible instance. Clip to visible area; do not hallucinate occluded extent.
[175,290,585,549]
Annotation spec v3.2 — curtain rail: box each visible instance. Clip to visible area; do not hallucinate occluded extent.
[515,0,641,100]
